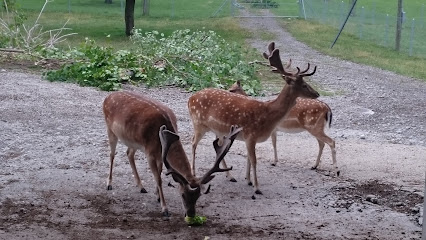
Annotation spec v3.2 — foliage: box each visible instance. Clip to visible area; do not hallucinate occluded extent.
[243,0,279,9]
[0,0,76,52]
[43,30,262,94]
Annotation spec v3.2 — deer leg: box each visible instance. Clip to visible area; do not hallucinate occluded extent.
[246,141,262,195]
[271,131,278,166]
[313,133,338,176]
[148,154,169,217]
[107,129,118,191]
[311,139,325,170]
[191,128,207,177]
[245,155,252,186]
[127,148,147,193]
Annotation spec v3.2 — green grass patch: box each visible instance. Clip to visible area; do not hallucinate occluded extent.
[281,19,426,82]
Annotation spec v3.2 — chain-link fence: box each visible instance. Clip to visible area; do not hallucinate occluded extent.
[299,0,426,58]
[9,0,426,58]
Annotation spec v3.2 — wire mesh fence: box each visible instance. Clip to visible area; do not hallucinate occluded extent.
[7,0,426,58]
[300,0,426,58]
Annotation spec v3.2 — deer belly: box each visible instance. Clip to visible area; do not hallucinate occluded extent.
[276,126,304,134]
[118,138,146,152]
[110,122,146,152]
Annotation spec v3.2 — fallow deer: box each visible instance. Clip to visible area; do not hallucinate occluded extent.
[103,91,242,217]
[228,80,338,176]
[188,42,320,197]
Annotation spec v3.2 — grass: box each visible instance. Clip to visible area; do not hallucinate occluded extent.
[8,0,249,49]
[281,18,426,81]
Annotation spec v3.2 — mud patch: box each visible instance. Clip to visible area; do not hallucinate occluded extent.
[333,180,423,216]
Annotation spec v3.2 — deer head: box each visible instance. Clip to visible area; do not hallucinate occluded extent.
[159,125,242,217]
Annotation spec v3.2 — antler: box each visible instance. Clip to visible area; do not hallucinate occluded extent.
[299,65,317,77]
[159,125,189,185]
[199,125,243,185]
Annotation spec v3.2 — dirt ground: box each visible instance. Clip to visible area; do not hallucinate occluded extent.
[1,15,426,240]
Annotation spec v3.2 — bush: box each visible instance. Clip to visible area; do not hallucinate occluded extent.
[43,29,262,95]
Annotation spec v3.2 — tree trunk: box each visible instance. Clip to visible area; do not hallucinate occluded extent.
[105,0,112,3]
[125,0,135,36]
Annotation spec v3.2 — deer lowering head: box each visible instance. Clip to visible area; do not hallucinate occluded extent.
[228,80,338,176]
[188,42,320,197]
[103,91,241,217]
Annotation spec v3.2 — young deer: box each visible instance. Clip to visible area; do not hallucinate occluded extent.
[188,42,320,196]
[103,91,241,217]
[229,80,338,176]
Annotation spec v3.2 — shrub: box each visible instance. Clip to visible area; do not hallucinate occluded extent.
[43,29,262,94]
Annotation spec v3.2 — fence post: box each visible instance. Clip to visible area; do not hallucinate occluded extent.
[359,6,365,39]
[301,0,307,20]
[68,0,71,13]
[384,14,389,46]
[372,0,376,25]
[396,0,403,51]
[421,4,425,29]
[121,0,124,15]
[409,18,415,56]
[171,0,175,18]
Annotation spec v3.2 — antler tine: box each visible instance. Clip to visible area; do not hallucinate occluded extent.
[200,125,243,184]
[159,125,189,185]
[263,42,275,59]
[299,65,317,77]
[299,63,310,74]
[284,58,292,70]
[268,42,275,55]
[268,49,287,75]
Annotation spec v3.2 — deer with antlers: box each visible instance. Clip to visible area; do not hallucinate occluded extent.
[103,91,242,217]
[229,79,338,176]
[188,42,320,197]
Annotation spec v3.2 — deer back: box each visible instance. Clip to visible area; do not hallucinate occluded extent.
[188,88,280,142]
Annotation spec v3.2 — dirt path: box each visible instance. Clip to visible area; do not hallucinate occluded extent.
[0,16,425,240]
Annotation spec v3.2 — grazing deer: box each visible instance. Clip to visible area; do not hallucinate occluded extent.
[188,42,320,196]
[103,91,242,217]
[228,80,338,176]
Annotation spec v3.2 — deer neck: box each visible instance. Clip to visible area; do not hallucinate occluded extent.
[267,85,299,122]
[168,143,197,183]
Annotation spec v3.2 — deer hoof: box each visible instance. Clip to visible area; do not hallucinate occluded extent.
[248,181,253,186]
[310,166,317,170]
[162,211,170,218]
[337,170,341,177]
[271,163,276,167]
[251,195,256,200]
[140,188,148,193]
[229,177,237,182]
[107,185,112,190]
[255,190,263,195]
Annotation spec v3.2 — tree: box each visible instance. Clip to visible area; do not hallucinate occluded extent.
[105,0,112,3]
[125,0,135,36]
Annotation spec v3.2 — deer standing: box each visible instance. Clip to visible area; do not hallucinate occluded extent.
[188,42,320,196]
[229,80,338,176]
[103,91,241,217]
